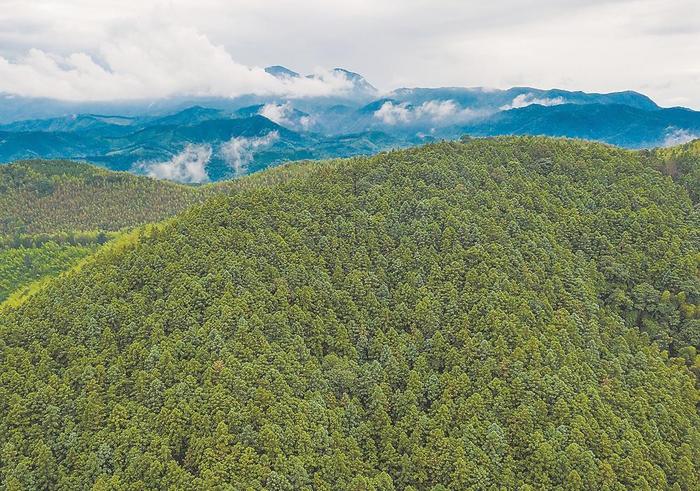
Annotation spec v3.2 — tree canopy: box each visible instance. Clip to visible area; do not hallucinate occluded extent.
[0,138,698,489]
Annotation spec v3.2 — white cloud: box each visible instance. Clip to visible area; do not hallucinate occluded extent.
[259,102,293,126]
[259,102,315,131]
[499,93,565,110]
[374,99,478,125]
[299,115,314,131]
[220,131,280,176]
[662,127,700,147]
[417,100,461,120]
[0,1,698,107]
[132,143,212,183]
[0,25,355,101]
[374,102,413,125]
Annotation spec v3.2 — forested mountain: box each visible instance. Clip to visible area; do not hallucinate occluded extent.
[381,87,661,117]
[0,113,403,181]
[0,114,138,136]
[0,81,658,124]
[0,138,698,489]
[0,158,328,303]
[0,239,105,306]
[460,104,700,148]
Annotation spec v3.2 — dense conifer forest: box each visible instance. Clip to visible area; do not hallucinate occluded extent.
[0,137,698,489]
[649,139,700,203]
[0,159,335,303]
[0,160,211,303]
[0,160,207,236]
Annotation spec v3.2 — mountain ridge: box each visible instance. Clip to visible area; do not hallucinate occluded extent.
[1,77,699,182]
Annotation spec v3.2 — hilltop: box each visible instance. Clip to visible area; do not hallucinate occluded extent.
[0,159,206,302]
[648,138,700,201]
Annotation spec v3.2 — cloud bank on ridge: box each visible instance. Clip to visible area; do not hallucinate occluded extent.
[499,93,565,111]
[374,100,480,125]
[132,143,212,183]
[220,131,280,176]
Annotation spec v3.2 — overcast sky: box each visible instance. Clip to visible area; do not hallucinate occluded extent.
[0,0,698,107]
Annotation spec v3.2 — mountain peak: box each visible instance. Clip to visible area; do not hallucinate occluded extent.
[265,65,300,79]
[332,68,363,80]
[331,68,377,95]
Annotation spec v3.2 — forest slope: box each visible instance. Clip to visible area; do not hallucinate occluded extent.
[0,160,206,235]
[0,160,207,302]
[648,139,700,202]
[0,158,324,236]
[0,159,321,303]
[0,138,698,489]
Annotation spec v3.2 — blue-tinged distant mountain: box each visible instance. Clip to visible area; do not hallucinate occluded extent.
[0,116,289,175]
[234,103,305,119]
[0,113,138,135]
[145,106,228,127]
[460,103,700,148]
[358,98,400,114]
[264,65,300,79]
[0,108,409,181]
[0,94,127,124]
[91,116,306,177]
[234,103,314,132]
[329,89,663,137]
[130,115,299,144]
[330,68,377,96]
[0,131,109,162]
[386,87,660,111]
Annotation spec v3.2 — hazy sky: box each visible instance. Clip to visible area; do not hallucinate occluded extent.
[0,0,698,107]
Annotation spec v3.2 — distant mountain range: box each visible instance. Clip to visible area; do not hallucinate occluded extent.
[1,65,699,181]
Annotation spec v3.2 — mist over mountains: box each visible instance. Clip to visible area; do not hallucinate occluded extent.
[1,65,699,182]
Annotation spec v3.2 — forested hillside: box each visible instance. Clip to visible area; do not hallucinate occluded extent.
[0,160,206,235]
[0,138,698,489]
[648,139,700,202]
[0,159,325,303]
[0,159,210,303]
[0,239,99,305]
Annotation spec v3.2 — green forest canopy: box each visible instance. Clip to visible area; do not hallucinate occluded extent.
[0,158,329,237]
[0,160,206,236]
[647,138,700,203]
[0,159,204,303]
[0,137,698,489]
[0,159,329,303]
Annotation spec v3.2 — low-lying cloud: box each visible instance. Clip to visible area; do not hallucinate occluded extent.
[259,102,294,126]
[374,99,478,125]
[374,102,412,125]
[220,131,280,176]
[132,143,212,183]
[258,102,314,131]
[500,93,565,110]
[662,127,700,147]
